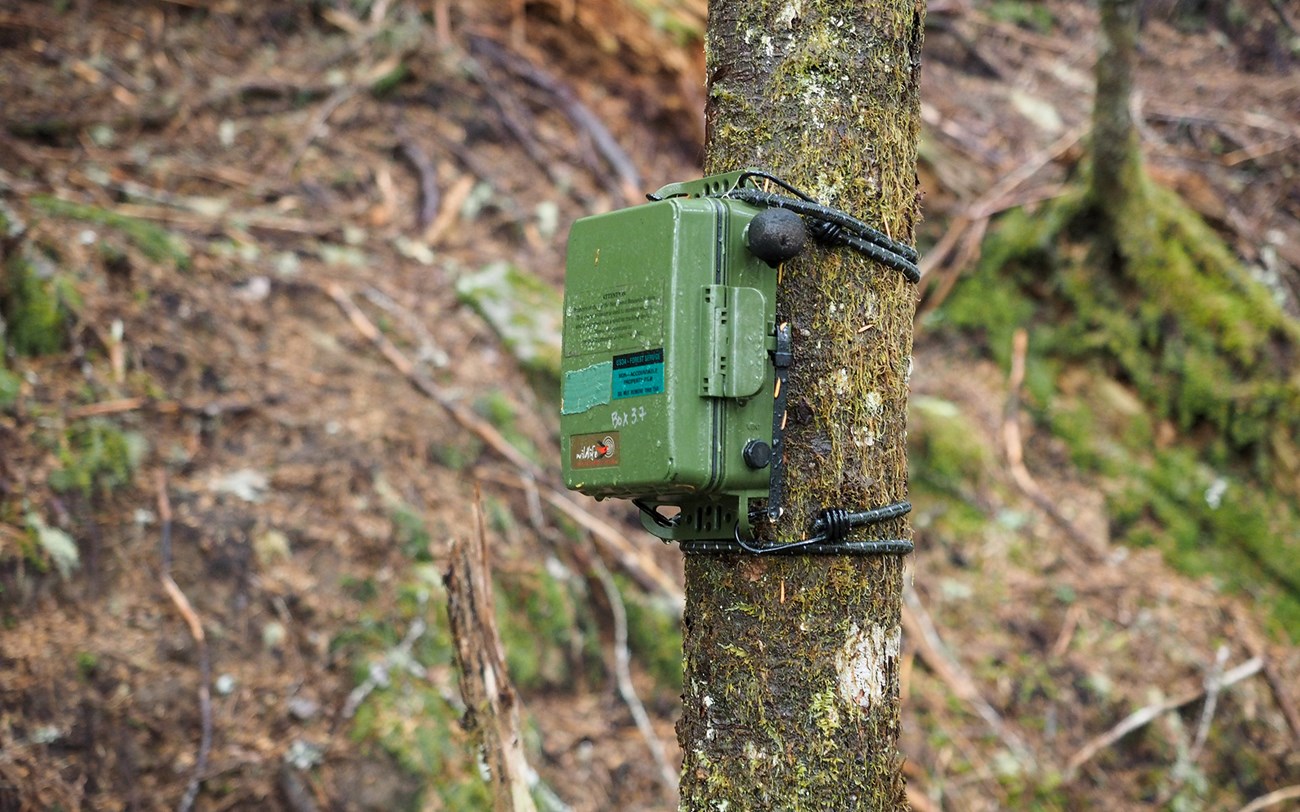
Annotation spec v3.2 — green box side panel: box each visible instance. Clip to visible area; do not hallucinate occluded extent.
[560,195,779,527]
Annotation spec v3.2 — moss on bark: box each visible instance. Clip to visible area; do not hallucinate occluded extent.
[678,1,924,808]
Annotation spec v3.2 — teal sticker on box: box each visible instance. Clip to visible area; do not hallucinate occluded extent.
[612,348,664,400]
[562,361,613,415]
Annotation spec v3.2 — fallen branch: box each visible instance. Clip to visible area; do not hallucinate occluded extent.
[283,85,358,176]
[1233,608,1300,748]
[919,123,1084,314]
[340,617,427,720]
[469,36,642,204]
[475,468,684,612]
[1239,785,1300,812]
[1158,645,1232,805]
[445,488,540,812]
[395,133,441,231]
[422,173,477,244]
[902,584,1036,769]
[0,9,64,33]
[1144,103,1300,140]
[360,285,448,368]
[157,473,213,812]
[1064,656,1264,780]
[1264,0,1298,33]
[587,551,679,798]
[1188,645,1230,763]
[110,201,338,238]
[64,396,256,421]
[1002,328,1106,557]
[325,281,684,611]
[6,77,337,140]
[459,48,569,194]
[966,9,1078,54]
[323,282,539,475]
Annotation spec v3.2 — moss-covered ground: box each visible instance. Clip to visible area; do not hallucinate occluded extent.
[928,177,1300,636]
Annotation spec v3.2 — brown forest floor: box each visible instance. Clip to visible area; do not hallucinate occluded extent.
[2,1,1299,810]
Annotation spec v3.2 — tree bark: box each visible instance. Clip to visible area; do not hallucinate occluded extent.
[1088,0,1145,220]
[678,1,924,808]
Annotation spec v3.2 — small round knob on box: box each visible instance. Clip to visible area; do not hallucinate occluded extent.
[743,439,772,469]
[746,208,806,268]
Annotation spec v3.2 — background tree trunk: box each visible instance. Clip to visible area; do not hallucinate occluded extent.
[677,1,925,808]
[1089,0,1145,221]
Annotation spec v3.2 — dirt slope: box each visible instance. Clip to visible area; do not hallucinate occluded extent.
[2,1,1298,810]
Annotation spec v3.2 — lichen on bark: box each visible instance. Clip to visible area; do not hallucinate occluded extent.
[678,1,924,809]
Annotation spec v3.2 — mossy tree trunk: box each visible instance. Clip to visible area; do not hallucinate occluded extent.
[1088,0,1146,227]
[677,1,924,808]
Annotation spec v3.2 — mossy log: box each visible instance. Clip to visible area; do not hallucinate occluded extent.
[678,1,924,808]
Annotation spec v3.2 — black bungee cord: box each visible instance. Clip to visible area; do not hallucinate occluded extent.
[728,170,921,283]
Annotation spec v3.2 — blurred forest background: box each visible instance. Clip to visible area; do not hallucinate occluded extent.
[2,0,1300,810]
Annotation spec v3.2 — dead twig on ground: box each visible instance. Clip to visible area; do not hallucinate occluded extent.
[1051,603,1084,658]
[587,551,679,799]
[902,584,1036,769]
[966,10,1078,55]
[1233,608,1300,748]
[64,396,256,421]
[1221,136,1299,167]
[422,173,477,244]
[1239,785,1300,812]
[469,36,642,204]
[395,132,441,231]
[157,473,213,812]
[0,10,62,32]
[1188,645,1230,762]
[475,468,683,612]
[919,123,1085,314]
[1260,655,1300,746]
[107,201,338,238]
[323,282,538,474]
[923,15,1013,80]
[360,285,449,368]
[325,282,681,608]
[1064,656,1264,780]
[1158,645,1233,805]
[459,48,571,195]
[1264,0,1298,33]
[6,78,337,141]
[445,487,540,812]
[1143,103,1300,140]
[283,85,358,176]
[340,616,427,719]
[1002,328,1107,557]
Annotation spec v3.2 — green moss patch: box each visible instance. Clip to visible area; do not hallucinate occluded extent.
[48,420,147,498]
[495,560,601,691]
[338,570,493,810]
[2,247,74,357]
[456,262,562,385]
[936,178,1300,635]
[30,196,190,270]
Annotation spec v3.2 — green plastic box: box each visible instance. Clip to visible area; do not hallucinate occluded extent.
[560,175,779,540]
